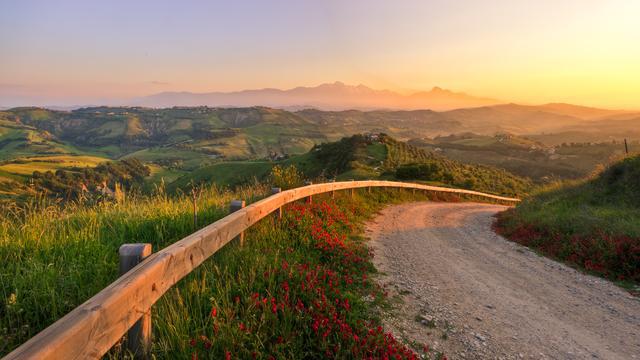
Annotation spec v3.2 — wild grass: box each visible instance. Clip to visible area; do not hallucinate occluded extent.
[0,182,269,355]
[148,189,433,359]
[0,178,474,357]
[495,155,640,284]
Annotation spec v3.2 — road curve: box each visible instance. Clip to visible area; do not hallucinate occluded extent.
[367,202,640,360]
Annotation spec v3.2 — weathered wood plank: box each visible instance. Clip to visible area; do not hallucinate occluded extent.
[118,243,153,358]
[3,181,518,360]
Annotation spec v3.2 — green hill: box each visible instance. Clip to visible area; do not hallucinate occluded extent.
[169,134,532,197]
[292,134,531,196]
[1,106,633,189]
[410,132,631,181]
[495,155,640,284]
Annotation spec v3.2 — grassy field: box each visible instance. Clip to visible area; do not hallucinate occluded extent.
[0,155,109,175]
[494,155,640,285]
[168,161,273,191]
[412,134,633,181]
[0,178,468,358]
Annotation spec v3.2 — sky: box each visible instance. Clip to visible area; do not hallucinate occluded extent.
[1,0,639,108]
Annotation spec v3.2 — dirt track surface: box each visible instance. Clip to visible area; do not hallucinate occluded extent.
[367,202,640,360]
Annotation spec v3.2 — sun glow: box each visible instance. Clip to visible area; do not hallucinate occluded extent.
[1,0,639,108]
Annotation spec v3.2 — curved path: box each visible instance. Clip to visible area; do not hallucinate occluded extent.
[367,202,640,360]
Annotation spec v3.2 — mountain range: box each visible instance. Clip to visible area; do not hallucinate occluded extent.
[133,82,502,111]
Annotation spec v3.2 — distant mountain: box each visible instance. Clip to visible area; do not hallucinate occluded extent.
[133,82,502,111]
[537,103,628,120]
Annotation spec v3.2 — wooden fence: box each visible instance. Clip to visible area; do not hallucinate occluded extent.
[3,181,519,359]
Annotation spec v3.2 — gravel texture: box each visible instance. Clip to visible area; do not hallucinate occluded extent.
[367,202,640,360]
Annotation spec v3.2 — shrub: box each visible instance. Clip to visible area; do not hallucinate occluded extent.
[270,165,303,190]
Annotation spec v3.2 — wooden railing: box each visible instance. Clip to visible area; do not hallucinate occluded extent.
[3,181,519,359]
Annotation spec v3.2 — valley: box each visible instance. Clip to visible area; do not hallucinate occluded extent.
[0,103,637,201]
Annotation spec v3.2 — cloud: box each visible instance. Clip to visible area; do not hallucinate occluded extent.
[149,81,171,86]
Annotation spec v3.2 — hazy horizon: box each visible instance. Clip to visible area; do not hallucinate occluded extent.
[2,0,640,109]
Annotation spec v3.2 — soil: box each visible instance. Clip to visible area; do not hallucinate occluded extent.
[367,202,640,360]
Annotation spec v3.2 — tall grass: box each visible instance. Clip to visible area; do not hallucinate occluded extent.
[1,183,460,358]
[150,189,434,359]
[0,182,269,355]
[494,155,640,284]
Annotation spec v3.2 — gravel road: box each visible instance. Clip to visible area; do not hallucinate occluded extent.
[367,202,640,360]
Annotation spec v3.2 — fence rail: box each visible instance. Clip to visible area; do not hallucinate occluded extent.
[4,181,519,359]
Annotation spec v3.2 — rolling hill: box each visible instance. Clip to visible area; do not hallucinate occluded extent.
[169,134,532,197]
[0,103,636,197]
[410,133,634,181]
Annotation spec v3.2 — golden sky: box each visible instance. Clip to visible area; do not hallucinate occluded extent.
[1,0,639,108]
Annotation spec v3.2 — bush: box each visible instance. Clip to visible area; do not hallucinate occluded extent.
[270,165,303,190]
[395,163,443,181]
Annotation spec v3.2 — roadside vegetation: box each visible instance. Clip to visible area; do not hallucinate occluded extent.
[154,190,442,359]
[0,182,268,356]
[494,155,640,285]
[0,166,467,358]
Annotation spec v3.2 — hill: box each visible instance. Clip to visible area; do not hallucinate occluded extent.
[409,133,634,181]
[3,105,635,161]
[0,105,636,193]
[495,155,640,284]
[169,134,532,197]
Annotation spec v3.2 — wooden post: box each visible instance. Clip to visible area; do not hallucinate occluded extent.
[304,180,313,203]
[368,186,371,194]
[329,179,335,199]
[119,243,153,359]
[190,187,199,230]
[624,138,629,155]
[230,200,246,246]
[350,179,355,199]
[271,187,282,219]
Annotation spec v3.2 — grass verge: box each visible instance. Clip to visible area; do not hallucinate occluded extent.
[494,155,640,287]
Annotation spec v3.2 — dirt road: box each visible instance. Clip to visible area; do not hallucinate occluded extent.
[367,202,640,360]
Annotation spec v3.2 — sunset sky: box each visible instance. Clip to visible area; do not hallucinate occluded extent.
[1,0,639,108]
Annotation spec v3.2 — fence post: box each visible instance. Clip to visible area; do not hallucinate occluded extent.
[271,187,282,220]
[349,179,355,199]
[624,138,629,155]
[119,243,153,359]
[329,179,335,199]
[230,200,246,246]
[304,180,313,203]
